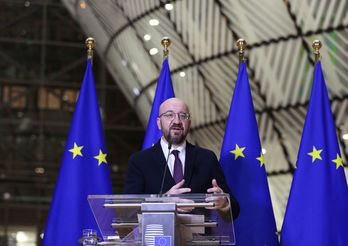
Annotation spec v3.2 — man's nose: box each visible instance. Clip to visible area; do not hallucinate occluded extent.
[172,113,181,122]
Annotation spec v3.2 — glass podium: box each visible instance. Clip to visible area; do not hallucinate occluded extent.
[88,193,235,246]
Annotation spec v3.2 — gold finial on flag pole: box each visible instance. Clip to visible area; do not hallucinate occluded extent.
[236,39,247,66]
[312,40,322,63]
[85,37,95,65]
[161,37,171,59]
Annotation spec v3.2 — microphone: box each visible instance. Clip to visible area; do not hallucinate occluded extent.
[159,140,172,196]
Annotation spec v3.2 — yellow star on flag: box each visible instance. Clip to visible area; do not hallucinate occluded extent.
[256,152,265,167]
[94,149,107,166]
[307,146,323,163]
[69,142,83,159]
[332,153,343,170]
[230,144,246,160]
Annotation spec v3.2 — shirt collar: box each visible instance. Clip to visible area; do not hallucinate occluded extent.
[160,137,186,156]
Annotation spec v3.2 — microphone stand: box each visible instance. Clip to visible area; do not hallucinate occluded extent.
[159,142,172,196]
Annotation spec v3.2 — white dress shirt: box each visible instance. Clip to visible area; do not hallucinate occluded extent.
[160,137,186,177]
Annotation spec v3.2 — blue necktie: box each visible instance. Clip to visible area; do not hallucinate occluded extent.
[172,150,183,183]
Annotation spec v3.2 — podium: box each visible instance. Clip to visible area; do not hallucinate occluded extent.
[88,194,235,245]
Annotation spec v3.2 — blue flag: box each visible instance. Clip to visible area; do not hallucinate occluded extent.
[220,62,278,245]
[280,61,348,245]
[43,59,113,245]
[142,57,175,150]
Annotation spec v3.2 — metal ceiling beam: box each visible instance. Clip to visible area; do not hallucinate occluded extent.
[136,23,348,100]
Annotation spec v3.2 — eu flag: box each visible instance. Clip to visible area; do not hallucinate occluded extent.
[280,61,348,245]
[142,57,175,150]
[43,59,113,245]
[220,62,278,245]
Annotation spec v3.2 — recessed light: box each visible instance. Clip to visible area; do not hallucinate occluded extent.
[133,87,140,96]
[111,165,119,173]
[149,19,159,26]
[35,167,45,174]
[179,71,186,77]
[3,192,11,200]
[149,48,158,55]
[165,3,173,11]
[16,232,29,243]
[343,133,348,140]
[80,0,86,9]
[262,148,267,154]
[144,34,151,41]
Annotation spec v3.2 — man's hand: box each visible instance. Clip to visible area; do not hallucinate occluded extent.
[206,179,229,210]
[165,179,191,195]
[165,179,193,213]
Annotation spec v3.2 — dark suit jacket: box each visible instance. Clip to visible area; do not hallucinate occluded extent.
[124,141,240,219]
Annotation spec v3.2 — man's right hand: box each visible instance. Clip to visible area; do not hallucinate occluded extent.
[165,179,193,213]
[165,179,191,195]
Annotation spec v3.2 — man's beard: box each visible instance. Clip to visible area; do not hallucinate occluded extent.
[164,124,187,145]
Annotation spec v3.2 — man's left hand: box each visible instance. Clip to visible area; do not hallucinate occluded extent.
[206,179,229,210]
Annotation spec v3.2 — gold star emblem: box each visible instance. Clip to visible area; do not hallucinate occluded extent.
[332,153,343,170]
[256,152,265,167]
[307,146,323,163]
[69,142,83,159]
[230,144,246,160]
[94,149,107,166]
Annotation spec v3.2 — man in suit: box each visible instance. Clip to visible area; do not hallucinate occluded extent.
[124,98,239,219]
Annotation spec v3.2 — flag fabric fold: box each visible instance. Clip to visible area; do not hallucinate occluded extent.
[142,57,175,150]
[220,61,278,245]
[43,59,113,245]
[280,61,348,245]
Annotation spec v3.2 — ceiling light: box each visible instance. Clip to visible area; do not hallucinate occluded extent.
[179,71,186,77]
[262,148,267,154]
[133,87,140,96]
[35,167,45,174]
[16,231,29,242]
[149,48,158,55]
[80,0,86,9]
[144,34,151,41]
[3,192,11,200]
[149,19,159,26]
[111,165,119,173]
[165,3,173,10]
[343,133,348,140]
[121,59,128,67]
[62,95,68,101]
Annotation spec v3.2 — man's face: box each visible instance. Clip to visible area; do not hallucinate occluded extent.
[157,99,191,146]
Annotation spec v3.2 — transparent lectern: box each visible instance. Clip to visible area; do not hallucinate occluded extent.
[88,194,235,246]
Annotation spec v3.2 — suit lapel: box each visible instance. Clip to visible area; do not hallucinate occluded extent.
[184,142,195,187]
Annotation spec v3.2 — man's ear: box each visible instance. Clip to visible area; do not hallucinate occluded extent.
[156,117,161,130]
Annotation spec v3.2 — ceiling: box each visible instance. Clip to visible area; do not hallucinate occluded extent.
[0,0,347,236]
[61,0,348,230]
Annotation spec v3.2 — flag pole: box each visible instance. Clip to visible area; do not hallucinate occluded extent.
[161,37,171,60]
[312,40,322,63]
[85,37,95,65]
[236,38,246,66]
